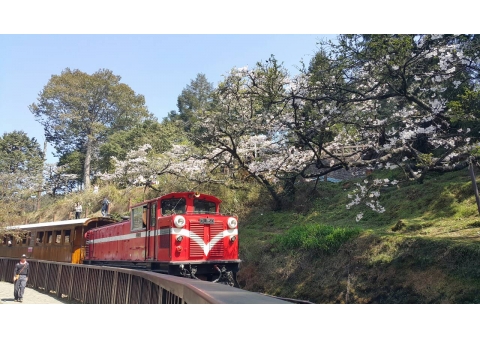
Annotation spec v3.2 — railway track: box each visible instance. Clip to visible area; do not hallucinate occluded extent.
[260,293,314,304]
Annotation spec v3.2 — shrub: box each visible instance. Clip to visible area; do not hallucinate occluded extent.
[273,224,361,254]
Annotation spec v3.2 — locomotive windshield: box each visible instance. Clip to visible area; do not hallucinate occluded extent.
[161,198,186,215]
[194,199,216,213]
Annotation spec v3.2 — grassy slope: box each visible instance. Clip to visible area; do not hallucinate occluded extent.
[20,185,153,224]
[236,169,480,303]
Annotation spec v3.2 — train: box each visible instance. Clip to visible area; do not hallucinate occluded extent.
[0,192,240,286]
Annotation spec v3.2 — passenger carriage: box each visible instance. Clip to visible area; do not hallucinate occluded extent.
[0,217,115,263]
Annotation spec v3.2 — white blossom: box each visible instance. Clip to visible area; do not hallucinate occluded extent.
[356,213,364,222]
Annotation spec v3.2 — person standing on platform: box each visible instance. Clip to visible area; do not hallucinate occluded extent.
[75,202,82,219]
[13,254,29,302]
[101,197,110,217]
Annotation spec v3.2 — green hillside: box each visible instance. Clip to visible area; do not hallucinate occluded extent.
[237,169,480,303]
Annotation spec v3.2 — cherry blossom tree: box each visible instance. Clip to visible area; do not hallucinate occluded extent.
[303,34,480,219]
[161,59,349,210]
[98,144,172,188]
[98,35,480,219]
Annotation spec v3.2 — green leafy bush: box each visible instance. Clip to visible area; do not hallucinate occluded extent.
[273,224,361,254]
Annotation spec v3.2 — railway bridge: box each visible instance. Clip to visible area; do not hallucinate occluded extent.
[0,257,291,304]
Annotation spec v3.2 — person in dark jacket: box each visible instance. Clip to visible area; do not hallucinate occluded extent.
[101,197,110,217]
[13,254,29,302]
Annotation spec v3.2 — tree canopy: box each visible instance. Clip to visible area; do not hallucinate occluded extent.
[168,73,215,133]
[0,130,44,227]
[0,130,44,177]
[29,68,152,189]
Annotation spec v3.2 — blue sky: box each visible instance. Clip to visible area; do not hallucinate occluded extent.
[0,34,334,163]
[0,2,471,165]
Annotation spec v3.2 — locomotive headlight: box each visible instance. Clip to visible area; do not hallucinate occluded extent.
[176,235,183,242]
[227,217,237,229]
[174,215,186,228]
[230,235,236,242]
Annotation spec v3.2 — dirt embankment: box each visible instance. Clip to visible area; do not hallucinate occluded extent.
[237,232,480,304]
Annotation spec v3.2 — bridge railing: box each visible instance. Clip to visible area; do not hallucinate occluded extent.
[0,258,290,304]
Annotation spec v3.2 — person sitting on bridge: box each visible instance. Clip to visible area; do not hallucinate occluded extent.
[13,254,29,303]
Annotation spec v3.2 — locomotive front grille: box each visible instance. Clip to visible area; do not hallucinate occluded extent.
[209,223,224,257]
[189,222,204,257]
[188,221,225,258]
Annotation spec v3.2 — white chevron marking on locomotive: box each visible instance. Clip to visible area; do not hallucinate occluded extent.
[86,227,238,256]
[172,228,238,256]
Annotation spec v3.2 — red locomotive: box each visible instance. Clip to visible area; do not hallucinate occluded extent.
[83,192,240,286]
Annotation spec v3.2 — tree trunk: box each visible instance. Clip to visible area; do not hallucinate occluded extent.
[469,158,480,215]
[282,177,296,208]
[83,136,93,190]
[43,140,47,160]
[256,174,282,211]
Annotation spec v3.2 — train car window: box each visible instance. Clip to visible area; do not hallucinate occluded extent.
[36,232,44,245]
[64,230,71,243]
[161,198,186,215]
[28,232,34,246]
[47,231,53,244]
[22,234,27,245]
[150,203,157,227]
[131,205,147,231]
[193,199,217,213]
[55,231,62,244]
